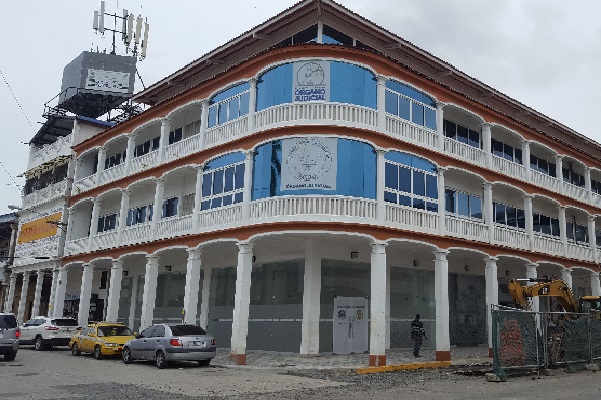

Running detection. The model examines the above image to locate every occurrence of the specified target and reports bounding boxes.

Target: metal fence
[492,307,601,380]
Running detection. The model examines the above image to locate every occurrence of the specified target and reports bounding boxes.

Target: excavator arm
[508,278,579,313]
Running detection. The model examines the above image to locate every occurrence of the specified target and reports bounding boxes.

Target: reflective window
[168,127,183,145]
[385,80,436,130]
[445,189,482,220]
[566,220,588,244]
[592,179,601,194]
[127,204,153,226]
[201,152,245,210]
[444,120,480,149]
[134,137,160,158]
[208,83,250,128]
[530,155,556,177]
[252,138,376,199]
[322,25,353,46]
[162,197,179,218]
[562,164,585,187]
[105,150,126,169]
[532,212,560,237]
[493,202,525,229]
[97,213,118,233]
[491,139,522,164]
[275,24,318,47]
[384,152,438,212]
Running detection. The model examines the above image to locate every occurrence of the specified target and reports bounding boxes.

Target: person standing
[411,313,427,357]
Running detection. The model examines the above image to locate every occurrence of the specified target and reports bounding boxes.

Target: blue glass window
[322,25,353,46]
[443,120,481,149]
[494,202,525,229]
[162,197,179,218]
[208,83,250,128]
[384,152,438,212]
[562,164,585,187]
[385,80,436,130]
[530,155,556,177]
[97,213,117,233]
[445,189,482,220]
[252,138,376,199]
[126,205,152,226]
[201,152,245,210]
[168,127,183,145]
[491,139,522,164]
[532,212,560,237]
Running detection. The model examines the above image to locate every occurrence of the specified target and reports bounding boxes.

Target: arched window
[208,83,250,128]
[385,80,436,130]
[201,152,245,210]
[384,152,438,212]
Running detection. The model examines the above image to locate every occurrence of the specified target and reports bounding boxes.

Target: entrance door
[332,296,368,354]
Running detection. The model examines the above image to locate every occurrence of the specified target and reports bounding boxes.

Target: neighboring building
[12,0,601,366]
[0,213,18,311]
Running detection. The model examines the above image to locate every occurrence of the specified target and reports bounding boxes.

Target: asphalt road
[2,345,601,399]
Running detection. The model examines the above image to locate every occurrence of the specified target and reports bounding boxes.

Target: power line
[0,159,20,190]
[0,67,36,134]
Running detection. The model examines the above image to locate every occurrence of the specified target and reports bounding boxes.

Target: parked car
[69,322,135,360]
[0,312,19,361]
[122,324,216,369]
[20,316,79,350]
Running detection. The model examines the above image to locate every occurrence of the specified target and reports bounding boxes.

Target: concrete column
[150,179,165,241]
[523,194,534,249]
[140,254,159,330]
[229,242,253,365]
[65,206,77,243]
[376,148,386,223]
[73,157,83,183]
[585,167,592,202]
[556,155,564,194]
[124,133,137,174]
[88,199,102,250]
[198,266,212,329]
[241,150,254,223]
[183,249,202,324]
[300,239,321,355]
[95,147,106,183]
[484,256,499,357]
[158,118,172,163]
[483,183,494,243]
[561,268,573,290]
[52,268,68,318]
[48,269,59,317]
[17,272,31,324]
[437,167,447,235]
[128,275,139,330]
[481,123,492,168]
[558,206,568,256]
[526,263,539,312]
[4,273,17,313]
[192,166,204,230]
[78,264,94,327]
[198,100,209,149]
[434,250,451,361]
[248,78,258,132]
[106,259,124,323]
[588,216,598,262]
[385,263,391,350]
[369,241,387,366]
[116,189,131,244]
[521,140,531,181]
[436,102,445,152]
[32,271,45,317]
[376,75,387,130]
[591,272,601,297]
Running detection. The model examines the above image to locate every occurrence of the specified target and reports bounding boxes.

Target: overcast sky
[1,0,600,214]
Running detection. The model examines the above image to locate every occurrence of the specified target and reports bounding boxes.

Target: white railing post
[376,148,386,223]
[483,183,494,243]
[248,78,258,133]
[242,150,254,223]
[588,215,597,261]
[436,102,445,152]
[158,118,171,163]
[481,123,492,168]
[376,75,387,132]
[192,165,204,231]
[558,205,568,257]
[438,167,447,235]
[150,178,165,241]
[521,140,531,182]
[523,194,534,250]
[87,199,101,251]
[125,133,137,175]
[116,189,131,245]
[199,100,209,150]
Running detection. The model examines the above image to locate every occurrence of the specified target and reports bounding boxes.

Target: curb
[355,361,452,374]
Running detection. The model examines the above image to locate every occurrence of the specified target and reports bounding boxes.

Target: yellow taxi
[69,322,135,360]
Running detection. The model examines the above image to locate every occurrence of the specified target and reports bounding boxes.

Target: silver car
[0,313,19,361]
[122,324,216,369]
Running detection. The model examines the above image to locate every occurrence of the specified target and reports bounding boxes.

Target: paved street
[1,346,601,399]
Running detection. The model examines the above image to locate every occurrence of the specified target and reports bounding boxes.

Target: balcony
[493,224,530,250]
[22,180,68,209]
[28,134,73,171]
[385,115,438,150]
[445,215,488,242]
[444,138,487,167]
[491,155,526,181]
[385,204,438,233]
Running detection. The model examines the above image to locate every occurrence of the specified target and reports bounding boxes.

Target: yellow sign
[17,213,62,243]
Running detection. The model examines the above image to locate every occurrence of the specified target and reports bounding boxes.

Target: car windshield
[52,318,78,327]
[97,325,133,337]
[0,314,17,329]
[170,325,207,336]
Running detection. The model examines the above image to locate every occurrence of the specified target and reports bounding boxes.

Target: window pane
[469,196,482,219]
[398,195,411,207]
[384,191,396,204]
[202,175,213,196]
[468,129,480,148]
[506,206,517,227]
[224,167,234,192]
[235,164,245,189]
[398,97,410,120]
[532,214,540,232]
[457,192,469,217]
[413,171,425,196]
[566,222,574,240]
[234,192,243,204]
[385,163,398,189]
[443,120,456,139]
[229,97,240,119]
[218,103,228,125]
[540,215,551,235]
[457,125,468,144]
[413,198,425,210]
[425,107,436,131]
[213,169,224,194]
[551,218,560,237]
[385,91,398,115]
[494,203,506,224]
[223,195,232,206]
[412,102,424,126]
[426,174,437,199]
[398,167,411,193]
[445,189,455,213]
[492,139,503,157]
[517,209,525,229]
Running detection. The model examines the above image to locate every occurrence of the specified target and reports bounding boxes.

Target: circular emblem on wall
[296,62,325,86]
[338,309,347,320]
[286,138,333,182]
[356,310,364,320]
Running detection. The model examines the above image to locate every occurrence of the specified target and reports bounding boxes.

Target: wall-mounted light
[351,251,359,259]
[252,256,256,263]
[464,265,470,272]
[123,270,129,277]
[505,270,511,277]
[165,265,172,272]
[413,260,419,267]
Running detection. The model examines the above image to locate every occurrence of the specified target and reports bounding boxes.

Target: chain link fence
[492,306,601,380]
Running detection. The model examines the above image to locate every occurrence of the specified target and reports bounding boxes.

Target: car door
[21,318,40,343]
[80,327,95,352]
[148,325,165,359]
[74,327,89,351]
[141,326,159,359]
[131,326,154,359]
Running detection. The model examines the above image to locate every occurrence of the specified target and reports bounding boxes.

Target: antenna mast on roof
[93,1,150,60]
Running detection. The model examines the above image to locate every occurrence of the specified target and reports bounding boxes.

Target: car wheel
[197,359,211,367]
[35,336,46,351]
[71,343,81,356]
[155,350,168,369]
[122,347,133,364]
[4,351,17,361]
[93,346,103,360]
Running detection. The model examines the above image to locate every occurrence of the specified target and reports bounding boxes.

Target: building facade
[14,0,601,366]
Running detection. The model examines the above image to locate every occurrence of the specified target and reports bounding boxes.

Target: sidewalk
[212,346,492,371]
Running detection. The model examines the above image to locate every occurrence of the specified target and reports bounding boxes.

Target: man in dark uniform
[410,314,427,357]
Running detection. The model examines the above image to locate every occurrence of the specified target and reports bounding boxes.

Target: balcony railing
[566,241,593,262]
[530,170,561,193]
[129,151,160,175]
[21,180,68,208]
[532,234,563,256]
[163,134,202,163]
[121,223,152,245]
[563,181,588,201]
[385,115,438,150]
[156,214,193,238]
[29,133,73,171]
[493,224,530,249]
[445,215,488,242]
[444,138,487,167]
[205,117,249,148]
[198,204,243,230]
[491,155,526,181]
[385,204,438,232]
[64,237,90,256]
[98,163,126,186]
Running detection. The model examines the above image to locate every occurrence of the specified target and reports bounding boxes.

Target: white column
[481,123,492,168]
[88,199,101,251]
[523,194,534,250]
[116,189,131,244]
[558,206,568,256]
[376,148,386,223]
[158,118,172,162]
[521,140,531,181]
[230,242,253,365]
[65,206,77,243]
[4,273,16,313]
[247,78,258,132]
[561,268,573,289]
[95,147,106,183]
[140,254,160,330]
[192,166,204,230]
[588,216,598,262]
[590,272,601,297]
[526,263,539,312]
[438,167,447,235]
[32,271,45,317]
[48,268,59,317]
[198,100,209,149]
[198,266,212,329]
[556,155,564,194]
[385,263,391,350]
[128,275,139,330]
[483,183,494,243]
[484,256,499,354]
[124,133,137,174]
[17,272,30,324]
[300,239,321,355]
[150,179,165,241]
[73,158,83,184]
[183,249,202,324]
[436,102,445,152]
[585,167,592,202]
[376,75,387,130]
[106,259,124,322]
[78,264,94,327]
[370,241,387,366]
[434,250,451,361]
[53,268,68,318]
[241,150,254,223]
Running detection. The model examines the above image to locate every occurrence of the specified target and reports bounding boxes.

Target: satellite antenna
[92,1,150,60]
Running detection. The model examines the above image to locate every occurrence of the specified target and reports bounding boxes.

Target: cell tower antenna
[92,1,150,60]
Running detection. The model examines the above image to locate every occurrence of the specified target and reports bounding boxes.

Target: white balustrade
[532,234,563,256]
[52,180,67,198]
[22,192,37,208]
[443,138,487,166]
[385,115,438,150]
[530,170,561,193]
[163,134,202,163]
[198,204,243,229]
[445,215,488,241]
[91,230,118,250]
[156,214,193,237]
[493,225,530,249]
[592,192,601,208]
[562,182,588,201]
[73,175,96,195]
[491,155,526,180]
[566,242,593,262]
[129,151,159,175]
[251,196,377,221]
[205,117,249,148]
[64,237,90,255]
[121,223,152,245]
[28,134,73,170]
[385,204,438,232]
[98,163,126,185]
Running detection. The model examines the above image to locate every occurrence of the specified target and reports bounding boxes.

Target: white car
[20,316,80,350]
